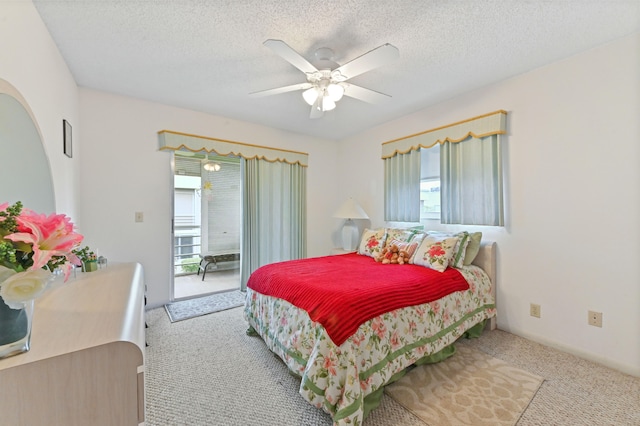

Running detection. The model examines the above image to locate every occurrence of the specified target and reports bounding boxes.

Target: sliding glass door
[172,153,241,300]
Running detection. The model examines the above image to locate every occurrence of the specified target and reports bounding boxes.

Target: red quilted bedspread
[247,253,469,346]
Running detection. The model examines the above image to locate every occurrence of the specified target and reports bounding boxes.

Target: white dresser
[0,262,146,425]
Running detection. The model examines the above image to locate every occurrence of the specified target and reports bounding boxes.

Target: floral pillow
[357,228,387,258]
[426,231,472,268]
[413,235,460,272]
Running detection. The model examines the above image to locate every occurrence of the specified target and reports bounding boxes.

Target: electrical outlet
[135,212,144,223]
[530,303,541,318]
[588,310,603,327]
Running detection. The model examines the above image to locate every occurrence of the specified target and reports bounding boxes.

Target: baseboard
[497,326,640,378]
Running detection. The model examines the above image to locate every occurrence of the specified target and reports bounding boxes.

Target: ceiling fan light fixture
[255,39,399,118]
[302,87,319,106]
[327,83,344,102]
[204,161,221,172]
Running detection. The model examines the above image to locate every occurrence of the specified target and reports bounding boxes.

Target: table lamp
[333,198,369,251]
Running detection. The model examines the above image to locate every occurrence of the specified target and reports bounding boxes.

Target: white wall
[78,89,341,307]
[0,0,81,218]
[338,33,640,376]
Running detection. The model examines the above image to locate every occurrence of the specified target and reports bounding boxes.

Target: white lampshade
[321,96,336,111]
[203,162,221,172]
[333,198,369,219]
[327,83,344,101]
[303,85,343,111]
[302,88,319,106]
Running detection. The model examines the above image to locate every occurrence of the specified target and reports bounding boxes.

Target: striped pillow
[386,238,420,263]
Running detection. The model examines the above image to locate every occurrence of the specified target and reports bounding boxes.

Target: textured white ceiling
[33,0,640,140]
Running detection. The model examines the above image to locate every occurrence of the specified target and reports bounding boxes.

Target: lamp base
[341,219,359,252]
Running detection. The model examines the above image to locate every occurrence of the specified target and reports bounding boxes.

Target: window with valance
[381,110,507,226]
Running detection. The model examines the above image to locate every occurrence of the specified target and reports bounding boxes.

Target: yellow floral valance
[381,110,507,159]
[158,130,308,167]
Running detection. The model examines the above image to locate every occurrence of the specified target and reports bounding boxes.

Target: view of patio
[173,268,240,300]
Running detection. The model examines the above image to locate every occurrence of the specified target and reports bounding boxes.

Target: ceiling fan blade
[264,39,318,74]
[343,84,392,104]
[309,97,324,119]
[249,82,312,98]
[333,43,399,80]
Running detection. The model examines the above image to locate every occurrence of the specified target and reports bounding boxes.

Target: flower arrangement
[73,246,96,263]
[72,245,98,272]
[0,201,83,309]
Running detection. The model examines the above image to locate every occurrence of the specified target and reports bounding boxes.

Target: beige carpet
[386,345,543,426]
[144,307,640,426]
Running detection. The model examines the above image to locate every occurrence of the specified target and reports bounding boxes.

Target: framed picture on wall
[63,119,72,158]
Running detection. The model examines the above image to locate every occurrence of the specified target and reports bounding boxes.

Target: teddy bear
[375,244,410,265]
[397,250,410,264]
[375,244,409,265]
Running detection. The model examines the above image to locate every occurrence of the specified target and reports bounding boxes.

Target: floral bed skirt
[244,264,496,426]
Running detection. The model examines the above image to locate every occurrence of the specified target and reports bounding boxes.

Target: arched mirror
[0,80,55,213]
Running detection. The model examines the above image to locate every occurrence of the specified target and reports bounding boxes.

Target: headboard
[471,241,497,330]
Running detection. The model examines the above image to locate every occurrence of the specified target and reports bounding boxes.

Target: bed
[244,234,496,426]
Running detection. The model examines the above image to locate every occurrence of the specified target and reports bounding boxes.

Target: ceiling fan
[250,39,399,119]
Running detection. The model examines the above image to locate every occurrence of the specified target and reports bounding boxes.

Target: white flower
[0,268,52,309]
[0,265,16,284]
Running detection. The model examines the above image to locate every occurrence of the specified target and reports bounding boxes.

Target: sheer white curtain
[384,149,421,221]
[440,134,503,226]
[240,158,307,290]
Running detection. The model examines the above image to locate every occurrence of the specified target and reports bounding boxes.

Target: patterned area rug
[164,290,246,322]
[385,345,544,426]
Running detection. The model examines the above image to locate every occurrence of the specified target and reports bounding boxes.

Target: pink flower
[360,376,372,391]
[366,236,379,249]
[323,352,337,376]
[5,209,83,277]
[390,330,401,350]
[352,333,365,346]
[371,317,387,339]
[428,243,446,258]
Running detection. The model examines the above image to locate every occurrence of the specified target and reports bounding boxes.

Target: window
[420,178,440,220]
[419,144,440,221]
